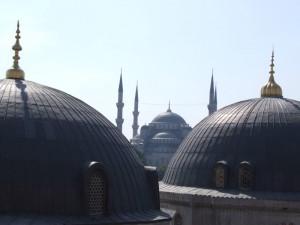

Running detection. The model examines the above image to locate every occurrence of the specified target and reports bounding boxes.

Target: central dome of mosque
[152,108,186,124]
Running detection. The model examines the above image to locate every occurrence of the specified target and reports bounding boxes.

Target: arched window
[213,161,228,189]
[238,161,253,190]
[173,213,183,225]
[88,170,106,216]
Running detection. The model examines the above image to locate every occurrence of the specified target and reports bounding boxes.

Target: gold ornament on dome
[6,21,25,80]
[261,50,282,98]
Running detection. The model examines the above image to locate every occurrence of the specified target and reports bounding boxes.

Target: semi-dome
[152,107,186,124]
[0,22,170,224]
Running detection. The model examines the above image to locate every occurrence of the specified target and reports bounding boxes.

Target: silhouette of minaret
[214,84,217,107]
[132,83,139,138]
[207,70,217,115]
[116,69,124,132]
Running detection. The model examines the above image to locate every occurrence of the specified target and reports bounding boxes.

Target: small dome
[163,97,300,192]
[153,132,177,139]
[152,109,186,124]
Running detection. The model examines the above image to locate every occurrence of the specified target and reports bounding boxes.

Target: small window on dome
[213,161,228,189]
[238,162,253,190]
[173,213,183,225]
[88,170,106,216]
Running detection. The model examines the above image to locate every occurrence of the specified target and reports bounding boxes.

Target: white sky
[0,0,300,139]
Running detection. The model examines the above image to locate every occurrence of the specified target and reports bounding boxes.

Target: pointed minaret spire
[6,21,25,79]
[209,69,214,103]
[132,82,139,138]
[207,70,217,115]
[116,69,124,132]
[118,68,123,92]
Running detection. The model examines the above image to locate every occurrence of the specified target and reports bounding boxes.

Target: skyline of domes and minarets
[115,66,218,176]
[2,1,300,146]
[1,19,300,225]
[115,68,218,139]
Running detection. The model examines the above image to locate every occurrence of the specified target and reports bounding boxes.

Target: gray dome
[0,79,169,223]
[163,97,300,192]
[152,109,186,124]
[153,132,177,140]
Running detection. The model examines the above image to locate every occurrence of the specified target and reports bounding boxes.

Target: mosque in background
[160,52,300,225]
[0,22,171,225]
[115,71,218,174]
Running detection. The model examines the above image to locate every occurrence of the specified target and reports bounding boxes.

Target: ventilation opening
[238,162,253,190]
[88,171,106,216]
[213,161,227,189]
[215,165,225,188]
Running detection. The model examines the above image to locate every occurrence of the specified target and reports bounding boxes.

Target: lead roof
[0,78,169,223]
[163,97,300,192]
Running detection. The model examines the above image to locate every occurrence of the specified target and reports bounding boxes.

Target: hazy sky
[0,0,300,139]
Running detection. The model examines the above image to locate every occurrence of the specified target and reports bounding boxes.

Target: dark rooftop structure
[0,22,170,224]
[163,97,300,192]
[160,50,300,225]
[163,50,300,192]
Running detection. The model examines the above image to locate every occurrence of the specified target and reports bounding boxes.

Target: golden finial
[261,50,282,98]
[6,21,25,79]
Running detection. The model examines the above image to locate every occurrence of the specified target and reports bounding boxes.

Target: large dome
[163,97,300,192]
[0,78,169,223]
[152,109,186,124]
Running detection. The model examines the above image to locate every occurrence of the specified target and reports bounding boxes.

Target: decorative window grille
[239,162,252,189]
[174,213,183,225]
[213,161,227,189]
[215,165,225,188]
[88,171,106,216]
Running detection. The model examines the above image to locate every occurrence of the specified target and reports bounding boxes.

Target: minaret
[207,70,217,115]
[132,83,139,138]
[6,21,25,79]
[116,70,124,132]
[214,84,217,107]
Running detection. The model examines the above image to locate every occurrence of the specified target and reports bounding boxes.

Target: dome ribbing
[163,97,300,192]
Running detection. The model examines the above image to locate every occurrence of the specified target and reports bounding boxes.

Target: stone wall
[160,190,300,225]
